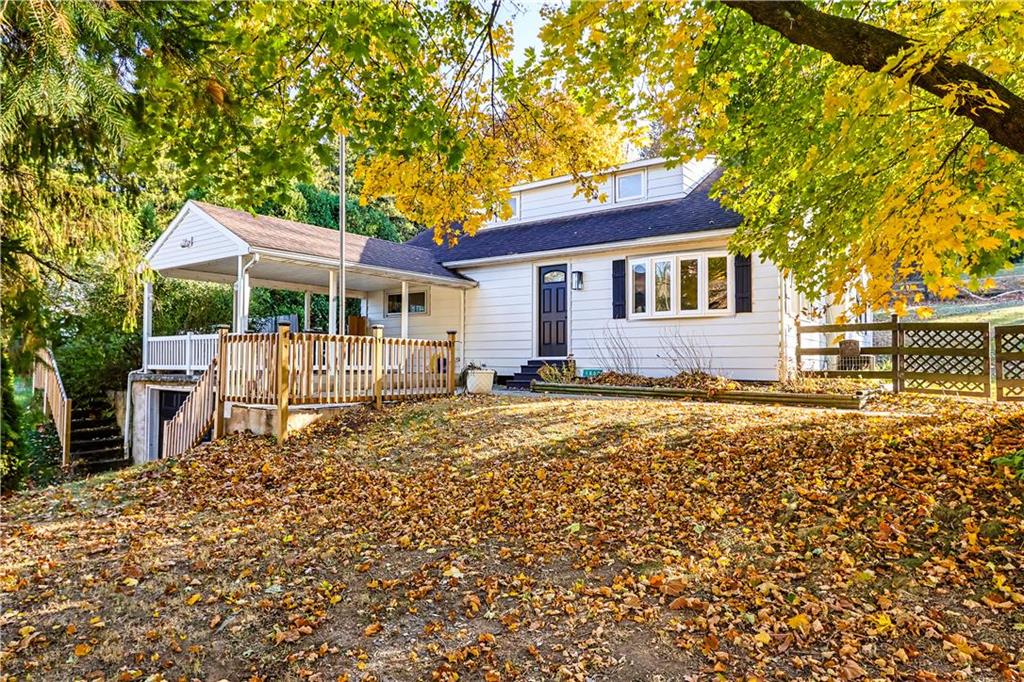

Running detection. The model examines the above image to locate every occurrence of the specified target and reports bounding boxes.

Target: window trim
[626,251,734,320]
[614,170,647,203]
[384,287,430,317]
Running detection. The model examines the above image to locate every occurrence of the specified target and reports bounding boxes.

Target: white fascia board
[139,200,251,272]
[251,248,478,289]
[440,228,737,268]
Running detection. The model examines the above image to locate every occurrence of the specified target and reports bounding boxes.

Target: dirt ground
[2,394,1023,681]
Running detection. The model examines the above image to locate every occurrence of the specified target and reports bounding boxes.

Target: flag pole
[338,134,346,335]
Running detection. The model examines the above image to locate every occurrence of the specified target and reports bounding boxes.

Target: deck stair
[507,359,568,390]
[69,397,128,472]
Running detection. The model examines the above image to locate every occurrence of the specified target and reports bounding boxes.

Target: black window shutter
[734,254,752,312]
[611,259,626,319]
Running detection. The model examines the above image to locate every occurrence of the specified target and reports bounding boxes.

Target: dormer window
[505,193,521,222]
[615,170,646,202]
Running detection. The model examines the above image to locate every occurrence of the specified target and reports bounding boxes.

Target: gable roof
[189,201,467,282]
[405,168,742,264]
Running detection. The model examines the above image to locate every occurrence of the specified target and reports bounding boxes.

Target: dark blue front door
[539,265,568,356]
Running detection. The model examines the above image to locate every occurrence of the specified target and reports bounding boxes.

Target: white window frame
[627,251,734,320]
[651,256,675,317]
[629,261,650,316]
[505,193,521,222]
[615,170,647,203]
[384,287,430,317]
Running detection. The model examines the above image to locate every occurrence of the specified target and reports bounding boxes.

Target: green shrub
[992,449,1024,480]
[1,352,26,493]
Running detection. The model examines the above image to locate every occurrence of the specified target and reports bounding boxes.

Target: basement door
[538,264,568,357]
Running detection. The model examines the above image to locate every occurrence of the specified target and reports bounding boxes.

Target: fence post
[982,323,992,400]
[214,325,229,439]
[275,322,291,443]
[794,319,802,375]
[446,330,457,394]
[891,314,901,394]
[372,325,384,409]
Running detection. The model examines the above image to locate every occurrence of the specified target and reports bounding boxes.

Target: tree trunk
[723,1,1024,155]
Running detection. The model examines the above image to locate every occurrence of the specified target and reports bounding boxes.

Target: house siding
[365,286,466,368]
[148,207,246,271]
[485,157,719,229]
[453,237,785,380]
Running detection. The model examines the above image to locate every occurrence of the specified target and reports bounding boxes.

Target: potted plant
[463,362,496,394]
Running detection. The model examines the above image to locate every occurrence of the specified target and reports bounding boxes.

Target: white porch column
[240,268,251,332]
[303,291,312,331]
[142,280,153,371]
[328,270,338,334]
[233,255,243,332]
[400,280,409,339]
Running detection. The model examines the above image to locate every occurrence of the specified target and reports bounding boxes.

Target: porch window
[628,251,733,319]
[385,288,428,316]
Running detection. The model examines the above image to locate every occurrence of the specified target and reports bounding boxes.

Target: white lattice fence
[995,325,1024,402]
[897,322,990,397]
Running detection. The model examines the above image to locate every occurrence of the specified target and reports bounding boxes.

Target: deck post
[276,322,291,443]
[142,280,153,371]
[446,331,457,394]
[303,291,312,331]
[372,325,384,409]
[214,325,229,439]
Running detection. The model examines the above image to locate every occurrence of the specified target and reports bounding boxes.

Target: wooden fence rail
[162,358,218,459]
[162,325,457,456]
[32,349,71,465]
[797,317,1000,399]
[995,324,1024,402]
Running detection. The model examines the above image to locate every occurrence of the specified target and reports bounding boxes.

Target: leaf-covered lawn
[2,396,1023,681]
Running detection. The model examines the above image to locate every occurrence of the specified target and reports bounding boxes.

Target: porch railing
[162,324,456,456]
[146,333,218,372]
[32,349,72,465]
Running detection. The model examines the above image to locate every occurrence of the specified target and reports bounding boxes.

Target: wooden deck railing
[162,325,457,456]
[32,349,71,465]
[162,358,218,459]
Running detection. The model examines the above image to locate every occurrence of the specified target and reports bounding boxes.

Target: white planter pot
[465,369,495,394]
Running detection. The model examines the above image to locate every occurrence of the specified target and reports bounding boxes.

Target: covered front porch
[141,200,475,373]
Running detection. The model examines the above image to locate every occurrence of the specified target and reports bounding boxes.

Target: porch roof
[144,201,474,293]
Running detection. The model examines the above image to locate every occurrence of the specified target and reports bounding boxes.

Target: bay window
[653,258,673,314]
[627,252,732,318]
[631,262,647,314]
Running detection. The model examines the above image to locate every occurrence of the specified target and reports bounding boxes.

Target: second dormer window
[505,194,520,222]
[615,171,645,202]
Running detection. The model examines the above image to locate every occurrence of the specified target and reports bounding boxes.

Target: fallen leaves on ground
[1,395,1022,680]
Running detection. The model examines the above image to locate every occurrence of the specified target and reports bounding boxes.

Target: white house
[130,157,804,461]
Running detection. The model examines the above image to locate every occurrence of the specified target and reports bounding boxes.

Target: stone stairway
[506,359,568,390]
[70,397,128,472]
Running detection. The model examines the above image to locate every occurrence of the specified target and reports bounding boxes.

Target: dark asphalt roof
[405,169,742,263]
